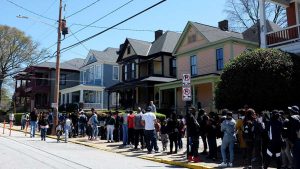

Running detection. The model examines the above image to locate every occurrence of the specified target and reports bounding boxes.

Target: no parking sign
[182,74,192,101]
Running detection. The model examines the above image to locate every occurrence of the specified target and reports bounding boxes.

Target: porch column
[192,85,196,107]
[174,88,177,111]
[116,92,119,110]
[211,82,216,112]
[159,90,161,109]
[259,0,267,48]
[107,92,110,111]
[80,90,83,103]
[68,92,72,103]
[60,93,63,105]
[64,93,68,104]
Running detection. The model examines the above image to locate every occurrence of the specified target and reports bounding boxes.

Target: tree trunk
[0,77,3,109]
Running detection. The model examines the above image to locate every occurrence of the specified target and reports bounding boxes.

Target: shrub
[215,49,297,111]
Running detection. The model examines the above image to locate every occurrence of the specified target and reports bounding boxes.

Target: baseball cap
[288,105,299,114]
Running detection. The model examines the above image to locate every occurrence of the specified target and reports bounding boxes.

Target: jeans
[65,129,69,143]
[122,124,128,145]
[221,138,235,163]
[134,129,144,149]
[281,140,293,168]
[92,125,98,139]
[107,125,114,141]
[201,134,208,152]
[30,121,36,137]
[207,136,217,158]
[41,128,47,140]
[144,130,158,152]
[79,123,86,136]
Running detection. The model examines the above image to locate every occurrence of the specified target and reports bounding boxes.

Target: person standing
[127,110,135,147]
[206,112,218,161]
[30,108,38,138]
[142,106,159,154]
[218,111,236,168]
[134,107,145,149]
[293,116,300,169]
[106,112,115,143]
[38,112,49,141]
[149,101,156,113]
[167,112,179,154]
[64,115,72,143]
[186,107,201,163]
[90,108,99,140]
[121,110,129,146]
[47,110,54,135]
[197,109,208,155]
[78,110,87,137]
[21,113,26,130]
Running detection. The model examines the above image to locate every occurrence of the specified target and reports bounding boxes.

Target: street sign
[182,74,191,86]
[182,74,192,101]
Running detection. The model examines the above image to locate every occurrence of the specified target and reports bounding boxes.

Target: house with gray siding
[60,48,119,110]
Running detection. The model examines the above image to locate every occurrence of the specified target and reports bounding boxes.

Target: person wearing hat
[218,110,236,168]
[141,106,159,154]
[186,106,201,163]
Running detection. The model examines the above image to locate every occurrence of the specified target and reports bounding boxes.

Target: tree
[215,49,299,111]
[225,0,287,32]
[0,25,49,105]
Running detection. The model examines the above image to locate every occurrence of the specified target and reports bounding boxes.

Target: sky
[0,0,227,63]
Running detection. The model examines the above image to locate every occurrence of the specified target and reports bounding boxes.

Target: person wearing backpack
[242,109,255,167]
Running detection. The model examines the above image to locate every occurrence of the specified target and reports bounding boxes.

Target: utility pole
[52,0,63,135]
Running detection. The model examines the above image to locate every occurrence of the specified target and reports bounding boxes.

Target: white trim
[101,91,104,109]
[260,0,267,48]
[60,84,105,94]
[112,66,119,80]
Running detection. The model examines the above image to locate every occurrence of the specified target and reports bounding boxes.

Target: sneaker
[218,162,227,167]
[147,151,152,154]
[154,150,160,153]
[228,162,233,167]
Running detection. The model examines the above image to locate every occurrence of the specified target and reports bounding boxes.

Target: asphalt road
[0,130,185,169]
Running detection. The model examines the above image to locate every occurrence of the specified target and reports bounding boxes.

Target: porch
[155,73,220,115]
[60,84,105,110]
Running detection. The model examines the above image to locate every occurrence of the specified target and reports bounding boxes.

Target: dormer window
[127,46,131,54]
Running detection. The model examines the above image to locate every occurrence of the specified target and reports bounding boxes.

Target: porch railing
[83,103,103,110]
[267,24,300,47]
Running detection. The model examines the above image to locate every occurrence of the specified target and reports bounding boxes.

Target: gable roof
[148,31,181,55]
[34,61,80,71]
[127,38,152,56]
[191,21,244,42]
[242,20,282,43]
[83,48,118,67]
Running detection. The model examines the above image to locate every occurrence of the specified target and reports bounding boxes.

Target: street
[0,130,185,169]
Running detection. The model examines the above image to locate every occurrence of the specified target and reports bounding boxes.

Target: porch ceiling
[155,73,220,90]
[269,0,292,7]
[60,84,105,94]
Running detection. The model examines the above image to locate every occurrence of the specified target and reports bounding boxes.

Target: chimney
[117,43,124,55]
[155,30,163,40]
[218,20,229,31]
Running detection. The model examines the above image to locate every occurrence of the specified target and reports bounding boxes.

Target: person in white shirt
[142,106,159,154]
[64,115,72,143]
[149,101,157,113]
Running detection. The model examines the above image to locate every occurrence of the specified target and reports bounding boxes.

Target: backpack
[243,120,254,141]
[79,115,86,123]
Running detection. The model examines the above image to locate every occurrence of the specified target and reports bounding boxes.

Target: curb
[2,126,213,169]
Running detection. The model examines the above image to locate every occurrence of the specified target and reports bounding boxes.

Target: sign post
[182,74,192,160]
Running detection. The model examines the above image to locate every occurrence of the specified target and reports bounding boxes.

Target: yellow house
[155,20,259,113]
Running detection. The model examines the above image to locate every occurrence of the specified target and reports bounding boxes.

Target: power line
[44,0,134,52]
[72,24,182,33]
[60,0,167,53]
[65,0,102,19]
[66,0,134,40]
[68,29,90,52]
[7,0,56,21]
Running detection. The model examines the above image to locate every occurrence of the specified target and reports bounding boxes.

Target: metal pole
[52,0,62,135]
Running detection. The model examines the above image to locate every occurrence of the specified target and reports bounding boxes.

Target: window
[124,65,128,81]
[111,92,118,105]
[216,48,224,71]
[89,66,94,82]
[95,65,102,79]
[60,74,66,85]
[190,55,197,76]
[131,63,135,79]
[127,46,131,54]
[113,66,119,80]
[188,34,196,43]
[170,58,176,77]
